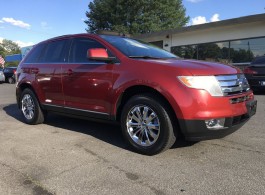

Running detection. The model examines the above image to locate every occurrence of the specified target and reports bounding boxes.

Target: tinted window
[24,44,45,63]
[39,39,68,63]
[69,38,106,63]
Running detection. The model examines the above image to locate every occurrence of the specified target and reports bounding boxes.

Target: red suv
[16,34,257,155]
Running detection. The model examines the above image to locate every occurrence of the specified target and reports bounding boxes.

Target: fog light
[205,118,226,130]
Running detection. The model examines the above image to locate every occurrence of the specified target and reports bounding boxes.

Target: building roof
[134,13,265,39]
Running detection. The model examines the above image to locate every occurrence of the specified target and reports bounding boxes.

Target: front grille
[230,95,251,104]
[216,74,250,96]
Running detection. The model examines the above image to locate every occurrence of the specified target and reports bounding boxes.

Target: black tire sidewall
[121,95,175,155]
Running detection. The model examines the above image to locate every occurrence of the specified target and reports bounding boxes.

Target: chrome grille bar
[216,74,250,96]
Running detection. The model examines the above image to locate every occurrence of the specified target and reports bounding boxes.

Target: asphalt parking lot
[0,83,264,195]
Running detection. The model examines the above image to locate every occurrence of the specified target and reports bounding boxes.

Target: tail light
[13,69,16,74]
[243,67,257,74]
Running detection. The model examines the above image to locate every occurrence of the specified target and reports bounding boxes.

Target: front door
[61,37,114,119]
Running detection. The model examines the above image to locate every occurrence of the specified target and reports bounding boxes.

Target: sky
[0,0,264,48]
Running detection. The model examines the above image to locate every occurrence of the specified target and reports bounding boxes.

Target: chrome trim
[42,103,109,115]
[64,106,109,115]
[21,94,35,120]
[216,74,250,96]
[23,62,120,65]
[126,105,160,147]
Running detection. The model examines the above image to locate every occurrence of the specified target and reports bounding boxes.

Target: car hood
[144,59,241,76]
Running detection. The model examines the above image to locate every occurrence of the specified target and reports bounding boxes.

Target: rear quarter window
[24,44,46,63]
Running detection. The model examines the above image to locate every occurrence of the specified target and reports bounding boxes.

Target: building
[134,13,265,68]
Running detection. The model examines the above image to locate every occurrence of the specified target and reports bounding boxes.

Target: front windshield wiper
[128,56,175,59]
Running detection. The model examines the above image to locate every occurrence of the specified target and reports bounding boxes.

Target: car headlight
[178,76,223,96]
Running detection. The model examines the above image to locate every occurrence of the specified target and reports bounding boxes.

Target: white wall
[171,21,265,47]
[139,20,265,52]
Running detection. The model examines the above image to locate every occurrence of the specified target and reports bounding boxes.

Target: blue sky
[0,0,264,47]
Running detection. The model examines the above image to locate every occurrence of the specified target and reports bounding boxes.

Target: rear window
[39,39,68,63]
[24,44,46,63]
[24,39,68,63]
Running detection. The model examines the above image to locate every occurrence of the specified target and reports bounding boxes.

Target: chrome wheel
[126,105,160,146]
[21,94,35,120]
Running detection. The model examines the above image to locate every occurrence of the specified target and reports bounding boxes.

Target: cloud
[191,16,207,25]
[191,13,221,25]
[15,40,34,47]
[1,17,31,29]
[210,14,220,22]
[0,37,3,43]
[41,21,52,30]
[186,0,204,3]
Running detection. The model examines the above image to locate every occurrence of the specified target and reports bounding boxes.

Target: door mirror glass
[87,48,115,62]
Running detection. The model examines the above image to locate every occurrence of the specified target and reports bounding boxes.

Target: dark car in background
[3,67,17,84]
[244,56,265,91]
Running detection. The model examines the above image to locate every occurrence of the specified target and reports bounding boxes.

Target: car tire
[20,88,45,125]
[121,94,176,155]
[8,77,15,84]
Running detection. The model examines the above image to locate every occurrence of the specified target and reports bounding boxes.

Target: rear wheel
[121,94,176,155]
[8,77,15,84]
[20,88,45,124]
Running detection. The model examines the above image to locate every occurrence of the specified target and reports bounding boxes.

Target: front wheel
[20,88,45,125]
[121,94,176,155]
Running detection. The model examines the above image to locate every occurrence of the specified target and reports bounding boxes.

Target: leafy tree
[0,39,21,67]
[85,0,189,34]
[0,39,20,56]
[230,48,254,63]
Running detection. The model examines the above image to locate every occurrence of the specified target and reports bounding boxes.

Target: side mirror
[87,48,116,63]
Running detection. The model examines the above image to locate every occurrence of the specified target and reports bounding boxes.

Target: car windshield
[100,35,178,59]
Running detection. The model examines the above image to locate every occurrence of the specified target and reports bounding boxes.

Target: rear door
[35,39,70,106]
[61,37,115,119]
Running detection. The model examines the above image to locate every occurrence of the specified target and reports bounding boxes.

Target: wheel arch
[17,83,39,109]
[115,85,181,127]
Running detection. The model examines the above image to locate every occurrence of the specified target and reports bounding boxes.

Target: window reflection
[171,37,265,65]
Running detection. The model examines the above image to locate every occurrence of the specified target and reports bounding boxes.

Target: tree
[0,39,21,67]
[85,0,189,34]
[0,39,20,56]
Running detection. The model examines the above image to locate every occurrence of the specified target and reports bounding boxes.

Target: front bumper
[179,99,257,141]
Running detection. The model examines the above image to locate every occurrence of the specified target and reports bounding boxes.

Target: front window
[100,35,178,59]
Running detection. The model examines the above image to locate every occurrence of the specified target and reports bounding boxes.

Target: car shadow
[3,104,196,153]
[253,91,265,95]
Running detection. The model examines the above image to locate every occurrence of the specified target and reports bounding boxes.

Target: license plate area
[246,100,257,117]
